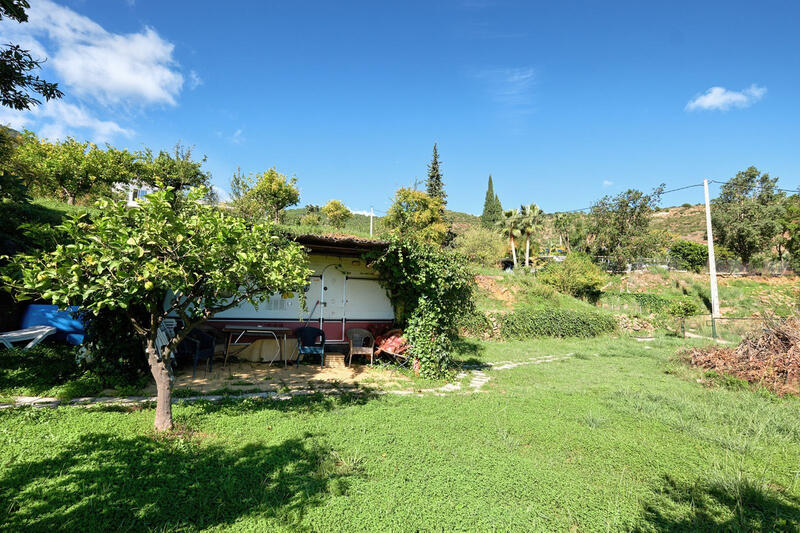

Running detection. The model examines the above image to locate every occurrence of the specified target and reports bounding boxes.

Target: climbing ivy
[367,237,474,377]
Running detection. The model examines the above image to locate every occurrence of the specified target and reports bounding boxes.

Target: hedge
[498,308,617,339]
[611,292,672,313]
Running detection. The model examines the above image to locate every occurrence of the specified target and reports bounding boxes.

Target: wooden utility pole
[703,179,721,337]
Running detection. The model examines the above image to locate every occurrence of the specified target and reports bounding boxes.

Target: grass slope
[1,336,798,531]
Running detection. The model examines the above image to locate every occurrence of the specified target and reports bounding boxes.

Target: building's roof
[291,233,389,256]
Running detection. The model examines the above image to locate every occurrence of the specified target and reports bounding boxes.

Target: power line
[363,177,797,219]
[556,181,705,215]
[661,183,705,194]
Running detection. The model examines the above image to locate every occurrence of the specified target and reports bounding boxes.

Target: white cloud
[0,108,31,131]
[35,101,133,142]
[0,0,185,141]
[475,67,536,109]
[602,180,613,187]
[230,129,243,144]
[16,0,184,106]
[211,185,231,203]
[0,101,131,142]
[189,70,203,90]
[685,84,766,111]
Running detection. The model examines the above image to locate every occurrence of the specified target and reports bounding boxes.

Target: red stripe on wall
[205,319,394,342]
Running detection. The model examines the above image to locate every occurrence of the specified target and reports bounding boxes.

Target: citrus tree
[230,167,300,222]
[4,187,311,430]
[322,199,352,229]
[13,132,140,204]
[384,187,448,244]
[138,143,212,194]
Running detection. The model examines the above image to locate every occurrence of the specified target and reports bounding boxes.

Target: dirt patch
[159,361,411,395]
[688,318,800,395]
[474,275,516,307]
[718,275,798,286]
[619,271,690,293]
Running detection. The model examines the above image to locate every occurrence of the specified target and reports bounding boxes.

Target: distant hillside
[446,210,481,232]
[651,204,706,243]
[282,208,386,238]
[282,204,707,243]
[282,207,482,238]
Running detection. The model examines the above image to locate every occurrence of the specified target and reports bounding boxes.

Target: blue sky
[1,0,798,214]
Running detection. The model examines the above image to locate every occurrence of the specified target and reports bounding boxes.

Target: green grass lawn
[1,335,798,531]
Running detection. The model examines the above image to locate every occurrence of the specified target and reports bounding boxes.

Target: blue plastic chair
[20,304,85,345]
[177,329,216,377]
[296,327,325,367]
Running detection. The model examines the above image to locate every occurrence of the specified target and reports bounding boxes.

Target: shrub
[0,343,81,395]
[79,308,148,380]
[668,297,699,318]
[615,292,672,313]
[539,253,607,302]
[49,372,104,400]
[499,308,617,339]
[668,297,700,338]
[457,310,495,338]
[670,240,708,273]
[300,213,321,226]
[450,226,506,267]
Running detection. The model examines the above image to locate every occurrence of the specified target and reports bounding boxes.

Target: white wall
[212,254,394,321]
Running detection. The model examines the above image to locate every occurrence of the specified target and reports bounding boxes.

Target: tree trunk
[510,237,518,268]
[525,238,530,268]
[63,187,76,205]
[147,338,174,431]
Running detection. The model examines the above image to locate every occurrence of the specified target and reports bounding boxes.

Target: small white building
[203,234,395,362]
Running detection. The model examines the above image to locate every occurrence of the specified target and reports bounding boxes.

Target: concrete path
[0,353,576,409]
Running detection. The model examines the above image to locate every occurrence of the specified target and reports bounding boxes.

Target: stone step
[324,353,347,368]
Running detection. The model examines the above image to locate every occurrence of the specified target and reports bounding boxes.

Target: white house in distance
[203,234,395,362]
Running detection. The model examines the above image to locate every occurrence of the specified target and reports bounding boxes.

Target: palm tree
[518,204,544,268]
[496,209,521,268]
[553,213,570,253]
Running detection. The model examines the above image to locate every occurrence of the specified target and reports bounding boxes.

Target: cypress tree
[481,174,503,227]
[425,143,446,207]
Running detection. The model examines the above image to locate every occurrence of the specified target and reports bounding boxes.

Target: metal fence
[591,256,794,276]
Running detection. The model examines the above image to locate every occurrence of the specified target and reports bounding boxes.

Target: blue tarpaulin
[20,304,85,345]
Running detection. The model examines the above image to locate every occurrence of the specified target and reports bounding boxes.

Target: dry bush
[688,318,800,395]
